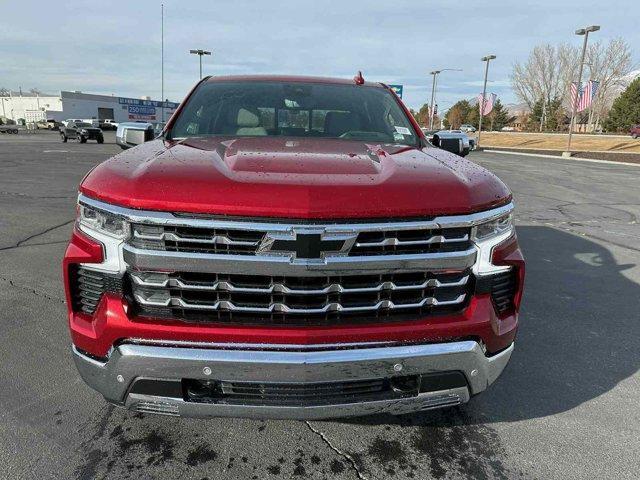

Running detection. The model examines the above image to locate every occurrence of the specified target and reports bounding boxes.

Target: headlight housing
[471,211,515,275]
[472,213,513,242]
[78,204,129,239]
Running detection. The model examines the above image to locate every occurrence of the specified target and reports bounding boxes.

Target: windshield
[169,81,418,146]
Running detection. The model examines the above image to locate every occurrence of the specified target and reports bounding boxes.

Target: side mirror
[431,131,470,157]
[116,122,155,149]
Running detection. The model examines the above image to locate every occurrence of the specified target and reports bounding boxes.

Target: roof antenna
[353,71,365,85]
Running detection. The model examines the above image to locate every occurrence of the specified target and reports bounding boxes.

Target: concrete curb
[482,149,640,168]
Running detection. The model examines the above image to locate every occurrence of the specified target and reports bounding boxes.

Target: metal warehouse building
[0,90,179,124]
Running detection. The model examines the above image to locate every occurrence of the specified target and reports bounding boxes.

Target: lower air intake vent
[71,267,124,315]
[490,270,518,314]
[134,401,180,416]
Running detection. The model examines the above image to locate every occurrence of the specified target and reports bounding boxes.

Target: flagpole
[477,55,496,150]
[564,25,599,157]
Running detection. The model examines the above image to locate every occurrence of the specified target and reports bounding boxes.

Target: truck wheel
[97,136,104,144]
[12,129,19,134]
[61,133,67,142]
[633,134,638,139]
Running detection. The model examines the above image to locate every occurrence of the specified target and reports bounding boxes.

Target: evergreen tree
[444,100,473,129]
[527,98,563,131]
[486,100,514,131]
[604,78,640,132]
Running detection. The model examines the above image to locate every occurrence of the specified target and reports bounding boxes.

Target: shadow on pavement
[345,225,640,426]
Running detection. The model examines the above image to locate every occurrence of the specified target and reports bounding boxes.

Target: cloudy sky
[1,0,638,110]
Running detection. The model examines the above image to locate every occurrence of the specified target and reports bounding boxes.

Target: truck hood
[80,137,511,218]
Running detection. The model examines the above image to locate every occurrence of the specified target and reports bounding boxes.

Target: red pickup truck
[63,75,524,419]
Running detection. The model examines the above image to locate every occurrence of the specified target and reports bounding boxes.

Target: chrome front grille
[130,270,472,325]
[350,227,470,256]
[77,194,516,326]
[128,222,472,257]
[130,224,263,255]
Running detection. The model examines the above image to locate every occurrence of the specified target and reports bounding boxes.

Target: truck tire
[633,134,638,139]
[61,133,67,142]
[12,129,18,134]
[97,136,104,144]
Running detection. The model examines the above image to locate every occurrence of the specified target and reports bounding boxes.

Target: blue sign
[128,105,156,116]
[119,96,179,109]
[388,84,403,98]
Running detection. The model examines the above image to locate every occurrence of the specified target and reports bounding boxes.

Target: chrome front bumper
[73,341,513,419]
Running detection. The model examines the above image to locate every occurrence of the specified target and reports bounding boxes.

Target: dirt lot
[480,131,640,154]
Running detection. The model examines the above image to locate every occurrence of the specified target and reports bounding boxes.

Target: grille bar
[133,228,260,247]
[130,271,469,294]
[355,233,469,248]
[133,292,467,314]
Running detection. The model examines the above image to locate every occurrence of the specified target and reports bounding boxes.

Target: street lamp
[477,55,496,149]
[429,68,462,130]
[189,49,212,79]
[563,25,600,157]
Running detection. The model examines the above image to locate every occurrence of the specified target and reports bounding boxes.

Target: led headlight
[472,212,513,242]
[79,204,129,239]
[471,211,514,275]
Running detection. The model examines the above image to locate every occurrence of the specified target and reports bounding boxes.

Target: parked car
[0,125,19,134]
[62,118,84,127]
[60,121,104,143]
[459,124,476,133]
[100,119,118,130]
[631,124,640,139]
[47,119,62,130]
[64,74,524,419]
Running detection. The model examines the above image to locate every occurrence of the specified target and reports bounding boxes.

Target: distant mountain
[505,102,530,116]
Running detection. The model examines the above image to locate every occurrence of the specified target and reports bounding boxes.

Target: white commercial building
[0,91,179,124]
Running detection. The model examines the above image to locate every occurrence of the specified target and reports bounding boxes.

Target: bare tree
[584,38,634,131]
[512,39,634,132]
[511,43,579,128]
[29,88,42,96]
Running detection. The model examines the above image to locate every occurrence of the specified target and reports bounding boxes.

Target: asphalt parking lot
[1,130,638,479]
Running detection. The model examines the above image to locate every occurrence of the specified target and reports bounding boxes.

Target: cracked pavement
[1,131,638,479]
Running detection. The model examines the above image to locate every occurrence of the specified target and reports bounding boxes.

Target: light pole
[477,55,496,149]
[428,69,462,130]
[563,25,599,157]
[189,49,211,80]
[428,70,440,130]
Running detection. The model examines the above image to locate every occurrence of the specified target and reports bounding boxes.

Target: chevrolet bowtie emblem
[257,231,357,260]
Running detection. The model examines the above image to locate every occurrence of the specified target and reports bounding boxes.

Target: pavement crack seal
[0,219,74,252]
[304,421,368,480]
[0,276,65,304]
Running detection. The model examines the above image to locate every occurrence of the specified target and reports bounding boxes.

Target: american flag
[570,80,599,112]
[477,93,497,115]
